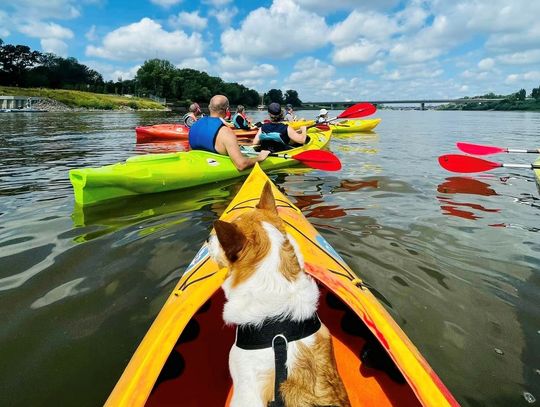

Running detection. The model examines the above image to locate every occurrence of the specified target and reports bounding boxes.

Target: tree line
[0,38,302,108]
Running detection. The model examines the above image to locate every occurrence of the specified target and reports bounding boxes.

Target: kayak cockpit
[145,286,421,407]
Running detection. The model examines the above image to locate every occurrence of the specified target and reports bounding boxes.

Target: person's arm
[184,115,195,128]
[251,128,262,145]
[287,125,307,144]
[218,127,269,171]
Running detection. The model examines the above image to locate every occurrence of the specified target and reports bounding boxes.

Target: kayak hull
[70,129,331,206]
[136,124,258,143]
[535,157,540,192]
[331,118,382,133]
[105,164,458,407]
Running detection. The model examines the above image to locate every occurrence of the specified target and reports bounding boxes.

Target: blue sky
[1,0,539,101]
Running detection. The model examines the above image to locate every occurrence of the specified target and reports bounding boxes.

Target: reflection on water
[0,110,539,407]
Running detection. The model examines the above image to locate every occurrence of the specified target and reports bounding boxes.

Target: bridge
[302,98,507,110]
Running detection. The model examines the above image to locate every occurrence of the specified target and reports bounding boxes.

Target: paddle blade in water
[291,150,342,171]
[338,103,376,119]
[438,154,502,173]
[456,142,506,155]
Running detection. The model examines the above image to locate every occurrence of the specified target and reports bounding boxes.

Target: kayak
[285,119,315,129]
[331,118,382,133]
[535,156,540,188]
[105,163,458,407]
[69,128,331,206]
[136,124,259,143]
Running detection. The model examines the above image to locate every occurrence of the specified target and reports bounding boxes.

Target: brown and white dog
[209,181,350,407]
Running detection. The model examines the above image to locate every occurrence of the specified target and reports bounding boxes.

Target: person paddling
[252,103,307,153]
[316,108,329,124]
[189,95,270,171]
[232,105,252,130]
[183,103,202,128]
[284,103,298,121]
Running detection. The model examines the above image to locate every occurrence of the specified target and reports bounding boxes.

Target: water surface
[0,109,539,406]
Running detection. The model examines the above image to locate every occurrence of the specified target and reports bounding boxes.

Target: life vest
[232,113,249,129]
[188,117,224,154]
[259,122,290,152]
[183,112,197,128]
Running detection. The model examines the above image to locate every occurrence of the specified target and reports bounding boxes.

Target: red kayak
[136,124,259,143]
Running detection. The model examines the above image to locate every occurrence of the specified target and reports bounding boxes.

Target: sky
[1,0,540,102]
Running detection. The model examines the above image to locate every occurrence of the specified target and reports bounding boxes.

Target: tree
[516,88,526,101]
[284,89,302,107]
[531,86,540,100]
[0,43,42,86]
[264,88,284,104]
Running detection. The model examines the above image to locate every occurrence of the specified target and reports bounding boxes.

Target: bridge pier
[421,102,425,110]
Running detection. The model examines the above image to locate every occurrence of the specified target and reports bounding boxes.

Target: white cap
[319,108,328,115]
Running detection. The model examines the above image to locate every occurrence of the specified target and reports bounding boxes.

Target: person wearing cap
[252,102,307,153]
[284,104,298,122]
[189,95,270,171]
[316,108,329,124]
[232,105,252,130]
[183,102,202,128]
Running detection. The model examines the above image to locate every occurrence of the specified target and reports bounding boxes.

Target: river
[0,109,539,406]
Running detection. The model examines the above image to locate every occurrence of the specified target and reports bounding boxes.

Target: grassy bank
[439,98,540,111]
[0,86,166,110]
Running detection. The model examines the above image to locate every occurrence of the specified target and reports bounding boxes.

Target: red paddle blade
[438,154,502,173]
[337,103,376,119]
[291,150,342,171]
[456,142,506,156]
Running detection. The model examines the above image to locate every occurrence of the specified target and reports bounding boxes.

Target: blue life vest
[189,117,223,153]
[259,122,290,152]
[232,113,249,129]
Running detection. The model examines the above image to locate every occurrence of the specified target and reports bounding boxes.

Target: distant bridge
[302,98,507,110]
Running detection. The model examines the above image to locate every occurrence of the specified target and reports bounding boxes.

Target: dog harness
[235,314,321,407]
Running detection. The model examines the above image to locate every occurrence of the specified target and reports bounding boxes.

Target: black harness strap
[235,314,321,406]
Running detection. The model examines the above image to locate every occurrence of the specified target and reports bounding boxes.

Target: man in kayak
[232,105,252,130]
[316,108,329,124]
[252,103,307,153]
[284,103,297,121]
[189,95,270,171]
[182,103,202,128]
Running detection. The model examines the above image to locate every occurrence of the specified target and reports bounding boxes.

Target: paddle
[438,154,539,173]
[269,150,341,171]
[457,142,540,155]
[311,102,376,128]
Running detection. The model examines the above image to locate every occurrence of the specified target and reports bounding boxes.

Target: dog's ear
[213,220,246,263]
[256,181,277,214]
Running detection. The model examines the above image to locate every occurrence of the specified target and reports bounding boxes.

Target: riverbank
[439,98,540,111]
[0,86,167,111]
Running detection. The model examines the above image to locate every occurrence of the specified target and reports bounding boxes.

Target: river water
[0,109,539,406]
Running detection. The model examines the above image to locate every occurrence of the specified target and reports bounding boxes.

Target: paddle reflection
[436,176,501,221]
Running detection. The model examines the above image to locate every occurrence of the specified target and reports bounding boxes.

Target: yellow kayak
[105,163,458,407]
[535,157,540,187]
[331,118,382,133]
[285,119,315,129]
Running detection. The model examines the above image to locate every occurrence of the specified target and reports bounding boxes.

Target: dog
[209,181,351,407]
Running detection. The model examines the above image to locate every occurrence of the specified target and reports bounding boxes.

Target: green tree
[0,42,42,86]
[531,86,540,100]
[516,88,526,101]
[284,89,302,107]
[264,88,284,104]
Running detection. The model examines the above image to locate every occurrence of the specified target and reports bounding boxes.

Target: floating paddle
[457,142,540,156]
[438,154,539,173]
[270,150,341,171]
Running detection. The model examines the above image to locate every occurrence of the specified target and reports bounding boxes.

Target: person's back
[183,103,202,128]
[253,103,307,153]
[188,95,269,171]
[232,105,251,130]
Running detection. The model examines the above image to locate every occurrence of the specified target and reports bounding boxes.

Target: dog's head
[208,181,304,288]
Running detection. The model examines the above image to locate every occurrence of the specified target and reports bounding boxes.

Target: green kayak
[70,128,331,206]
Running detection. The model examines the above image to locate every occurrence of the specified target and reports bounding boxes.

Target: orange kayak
[136,124,259,143]
[105,164,459,407]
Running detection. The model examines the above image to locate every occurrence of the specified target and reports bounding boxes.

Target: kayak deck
[136,123,259,143]
[105,164,458,407]
[331,118,382,133]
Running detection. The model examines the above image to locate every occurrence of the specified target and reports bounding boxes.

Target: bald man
[189,95,269,171]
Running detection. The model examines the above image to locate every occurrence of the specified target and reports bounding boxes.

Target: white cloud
[86,18,204,63]
[497,50,540,65]
[209,7,238,27]
[203,0,232,6]
[150,0,182,8]
[85,25,98,42]
[330,10,399,46]
[382,65,443,81]
[332,41,380,65]
[10,0,81,19]
[215,55,278,89]
[83,60,141,81]
[169,11,207,31]
[294,0,400,13]
[505,71,540,85]
[18,21,73,40]
[176,57,211,71]
[478,58,495,71]
[0,11,10,37]
[41,38,69,57]
[221,0,329,58]
[368,60,386,74]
